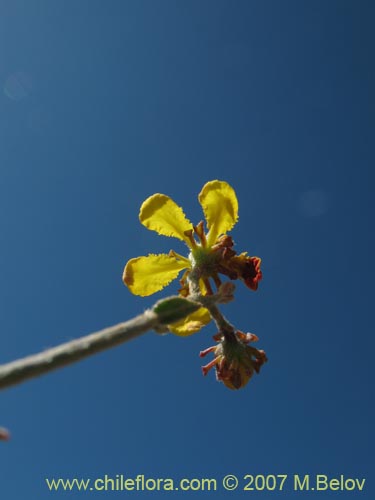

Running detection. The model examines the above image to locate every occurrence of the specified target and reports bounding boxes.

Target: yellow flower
[123,180,261,336]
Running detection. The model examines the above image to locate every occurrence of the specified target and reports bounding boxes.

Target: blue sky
[0,1,374,498]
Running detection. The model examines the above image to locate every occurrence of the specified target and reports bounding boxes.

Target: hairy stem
[188,270,236,341]
[0,297,195,391]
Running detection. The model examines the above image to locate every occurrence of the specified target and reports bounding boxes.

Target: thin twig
[0,298,193,391]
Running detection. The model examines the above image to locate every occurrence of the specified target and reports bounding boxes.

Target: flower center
[189,246,219,277]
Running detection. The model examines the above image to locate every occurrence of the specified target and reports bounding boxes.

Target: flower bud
[200,330,267,390]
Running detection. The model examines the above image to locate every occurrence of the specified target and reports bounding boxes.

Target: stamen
[199,346,216,358]
[193,221,207,247]
[169,249,188,261]
[184,229,197,248]
[236,331,258,343]
[245,333,259,343]
[201,357,220,376]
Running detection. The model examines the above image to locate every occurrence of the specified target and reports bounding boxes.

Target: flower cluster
[200,332,267,390]
[123,180,266,389]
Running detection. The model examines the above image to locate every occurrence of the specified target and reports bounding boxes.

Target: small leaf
[153,297,200,325]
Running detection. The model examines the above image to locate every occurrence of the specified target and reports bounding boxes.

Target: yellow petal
[139,194,193,244]
[195,278,209,296]
[168,307,211,337]
[198,180,239,246]
[123,254,188,297]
